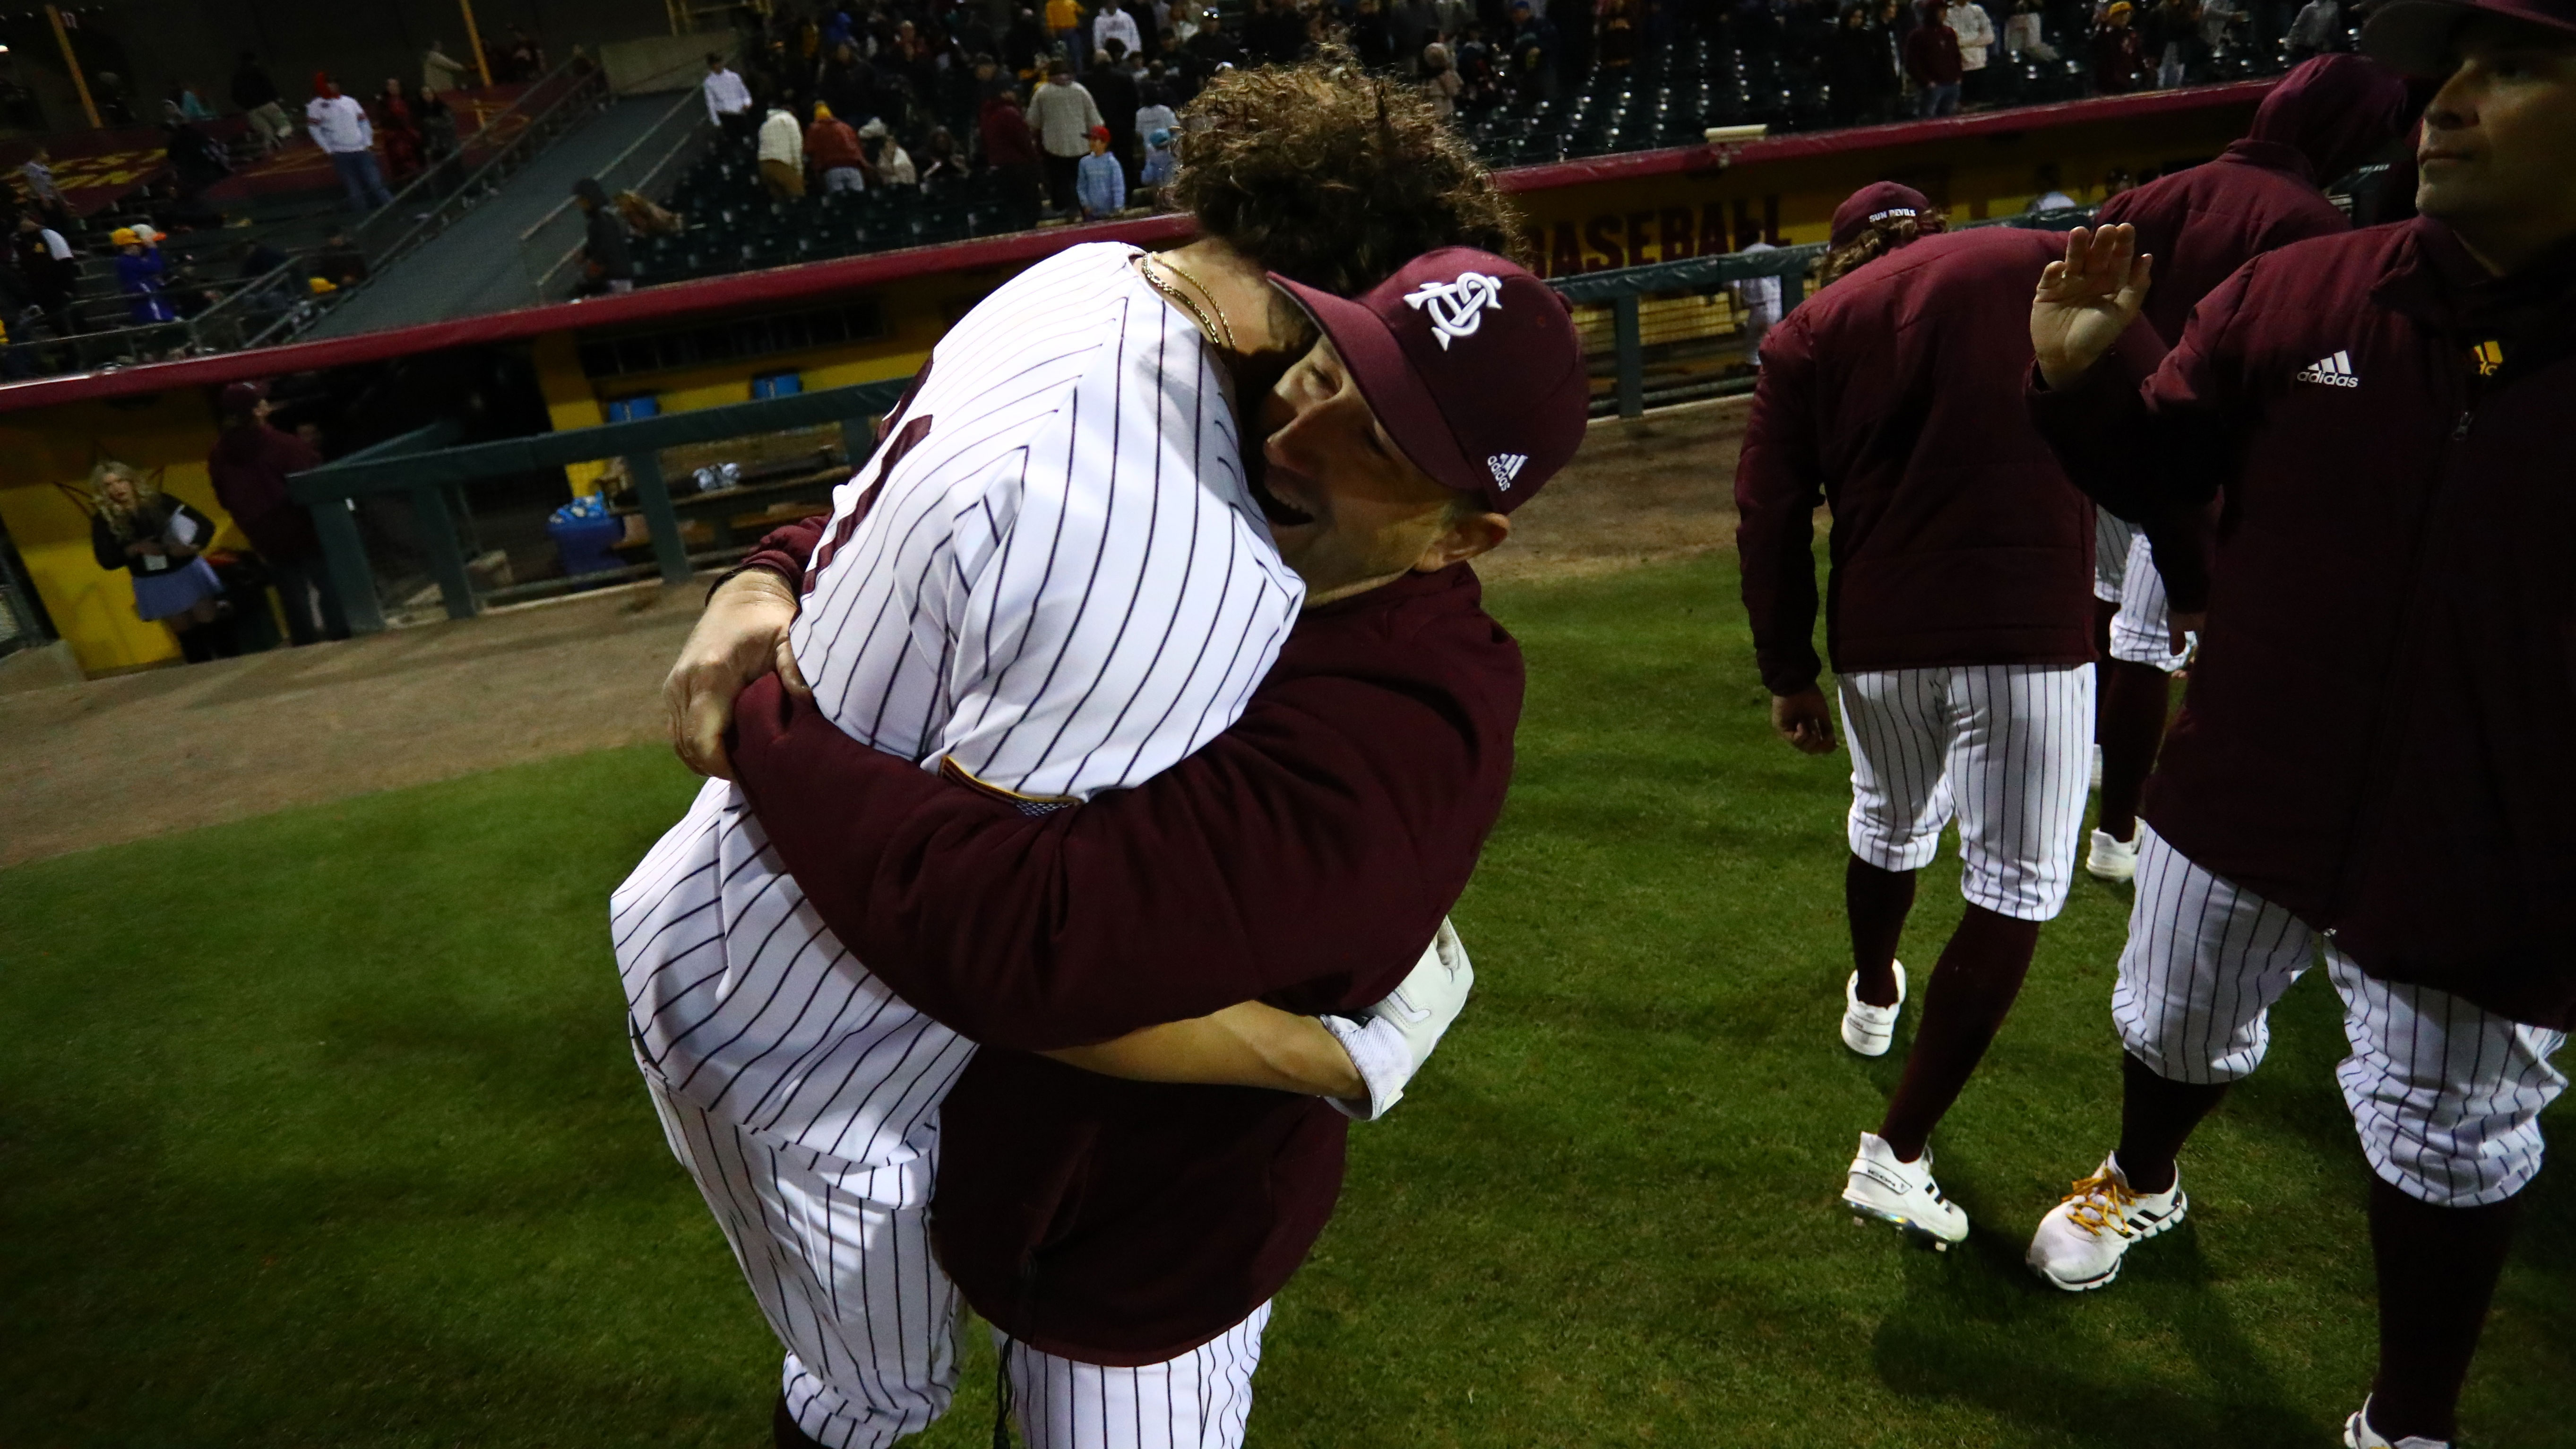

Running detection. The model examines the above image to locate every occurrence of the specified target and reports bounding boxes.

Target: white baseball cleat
[2025,1153,2187,1291]
[2085,827,2139,883]
[2343,1398,2452,1449]
[1840,961,1906,1057]
[1843,1131,1968,1250]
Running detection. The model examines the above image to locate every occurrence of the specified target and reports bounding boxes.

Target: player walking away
[715,249,1587,1449]
[623,62,1519,1449]
[2019,2,2576,1440]
[2080,53,2416,884]
[1736,183,2100,1251]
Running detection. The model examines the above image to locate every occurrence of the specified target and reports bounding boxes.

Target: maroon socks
[2095,658,2171,843]
[1845,854,1917,1009]
[1876,905,2042,1161]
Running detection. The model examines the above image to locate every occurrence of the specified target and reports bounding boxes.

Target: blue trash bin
[547,494,625,576]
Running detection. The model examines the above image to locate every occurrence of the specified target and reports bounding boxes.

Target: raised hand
[2031,224,2152,391]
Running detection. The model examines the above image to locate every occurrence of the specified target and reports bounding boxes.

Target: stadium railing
[514,87,714,302]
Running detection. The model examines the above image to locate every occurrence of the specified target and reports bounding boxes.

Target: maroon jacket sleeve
[725,623,1509,1052]
[736,513,827,588]
[1733,311,1828,697]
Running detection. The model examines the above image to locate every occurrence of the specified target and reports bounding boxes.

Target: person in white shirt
[703,53,757,143]
[1733,236,1783,362]
[304,73,394,212]
[1094,0,1146,67]
[757,105,807,197]
[1026,59,1104,213]
[858,118,917,184]
[422,40,474,95]
[1945,0,1998,100]
[2003,0,2061,59]
[1134,93,1178,149]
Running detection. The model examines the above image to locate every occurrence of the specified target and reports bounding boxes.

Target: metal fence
[517,88,712,302]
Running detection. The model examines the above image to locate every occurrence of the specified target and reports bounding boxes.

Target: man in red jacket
[2080,54,2415,885]
[1737,183,2100,1251]
[205,380,348,646]
[712,251,1587,1447]
[2021,3,2576,1442]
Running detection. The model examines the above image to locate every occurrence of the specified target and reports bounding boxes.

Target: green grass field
[5,552,2570,1449]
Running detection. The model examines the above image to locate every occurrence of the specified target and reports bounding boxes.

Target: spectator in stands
[88,462,235,664]
[1829,3,1903,124]
[1456,23,1503,109]
[807,102,868,192]
[411,82,459,167]
[979,81,1045,215]
[231,52,294,153]
[1049,0,1090,69]
[174,83,216,121]
[1074,123,1126,217]
[502,27,547,82]
[1087,38,1144,181]
[1134,80,1178,153]
[2283,0,2340,55]
[311,230,368,288]
[1187,8,1248,68]
[207,382,347,647]
[758,103,808,198]
[859,118,918,184]
[375,79,424,188]
[12,212,78,337]
[111,228,176,325]
[1905,0,1965,113]
[159,104,232,208]
[1596,0,1642,72]
[1141,124,1177,189]
[1946,0,1998,101]
[918,128,964,184]
[1249,0,1310,62]
[1006,7,1051,76]
[1421,40,1464,115]
[423,39,474,95]
[2091,1,2149,90]
[1351,0,1402,67]
[18,149,72,233]
[1510,3,1561,103]
[704,54,758,143]
[2142,0,2202,85]
[1095,0,1146,69]
[573,179,636,294]
[1028,59,1104,213]
[2003,0,2062,59]
[307,74,395,212]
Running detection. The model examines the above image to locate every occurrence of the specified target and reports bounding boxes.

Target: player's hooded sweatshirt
[2031,215,2576,1030]
[1734,225,2099,698]
[729,526,1523,1362]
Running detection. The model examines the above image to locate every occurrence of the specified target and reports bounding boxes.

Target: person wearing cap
[207,382,348,647]
[629,60,1524,1449]
[1074,122,1127,217]
[111,227,177,325]
[2021,5,2576,1442]
[805,101,867,192]
[720,243,1586,1449]
[858,116,915,185]
[1141,123,1178,188]
[304,73,393,213]
[1737,181,2105,1252]
[2093,0,2152,91]
[2075,54,2413,889]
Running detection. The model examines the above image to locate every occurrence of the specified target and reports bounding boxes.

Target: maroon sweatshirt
[205,421,324,563]
[2088,53,2413,612]
[728,552,1524,1362]
[1735,226,2097,697]
[2030,217,2576,1029]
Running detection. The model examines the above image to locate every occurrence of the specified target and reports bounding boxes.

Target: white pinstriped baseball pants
[640,1060,1274,1447]
[1837,664,2095,921]
[2113,823,2569,1208]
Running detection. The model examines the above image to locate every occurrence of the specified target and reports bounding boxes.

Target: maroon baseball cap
[2366,0,2576,72]
[219,380,268,419]
[1268,248,1587,515]
[1829,182,1936,249]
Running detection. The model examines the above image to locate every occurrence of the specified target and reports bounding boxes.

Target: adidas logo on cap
[2293,350,2361,388]
[1487,453,1527,491]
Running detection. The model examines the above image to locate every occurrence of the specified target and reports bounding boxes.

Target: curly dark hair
[1815,208,1947,289]
[1168,54,1525,296]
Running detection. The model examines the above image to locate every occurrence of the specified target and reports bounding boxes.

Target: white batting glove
[1320,918,1474,1122]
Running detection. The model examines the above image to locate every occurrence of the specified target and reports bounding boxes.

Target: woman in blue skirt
[88,461,236,663]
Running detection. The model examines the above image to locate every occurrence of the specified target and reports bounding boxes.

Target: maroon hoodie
[2030,217,2576,1029]
[2089,53,2413,610]
[1736,225,2096,697]
[205,420,324,563]
[726,525,1524,1362]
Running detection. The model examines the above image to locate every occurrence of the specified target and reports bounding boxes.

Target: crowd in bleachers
[600,0,2320,290]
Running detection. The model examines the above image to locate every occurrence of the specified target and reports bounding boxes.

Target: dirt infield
[0,401,1746,868]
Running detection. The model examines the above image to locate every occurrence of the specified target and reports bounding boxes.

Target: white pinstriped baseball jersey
[611,242,1306,1165]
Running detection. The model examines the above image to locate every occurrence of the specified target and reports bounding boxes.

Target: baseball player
[717,249,1586,1449]
[620,66,1519,1449]
[1736,183,2101,1251]
[2080,55,2416,884]
[2018,1,2576,1438]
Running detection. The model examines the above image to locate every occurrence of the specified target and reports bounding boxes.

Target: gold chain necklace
[1139,255,1237,352]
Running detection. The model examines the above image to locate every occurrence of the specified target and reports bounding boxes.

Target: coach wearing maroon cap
[206,380,348,646]
[2024,2,2576,1442]
[719,247,1586,1441]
